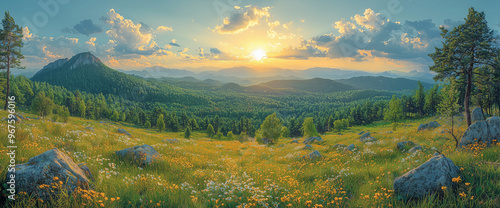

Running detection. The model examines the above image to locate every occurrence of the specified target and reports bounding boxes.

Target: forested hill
[338,76,434,91]
[30,52,207,105]
[257,78,359,93]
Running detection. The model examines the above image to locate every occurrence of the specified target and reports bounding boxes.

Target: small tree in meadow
[258,113,283,143]
[302,117,318,137]
[438,80,461,149]
[385,95,403,130]
[184,126,191,139]
[157,114,165,132]
[206,124,215,138]
[144,120,151,129]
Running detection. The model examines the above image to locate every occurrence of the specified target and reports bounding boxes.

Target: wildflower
[459,192,466,198]
[59,181,63,185]
[441,186,447,191]
[465,183,470,186]
[111,198,116,202]
[452,176,462,183]
[470,196,474,200]
[100,203,105,207]
[38,199,44,203]
[157,203,161,206]
[53,177,59,181]
[117,197,120,200]
[460,167,464,171]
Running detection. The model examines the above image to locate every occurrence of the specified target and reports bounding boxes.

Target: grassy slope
[0,110,498,208]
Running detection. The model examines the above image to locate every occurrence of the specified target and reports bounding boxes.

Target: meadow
[0,110,498,208]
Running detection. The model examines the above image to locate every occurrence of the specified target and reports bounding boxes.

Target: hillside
[258,78,359,93]
[31,52,207,105]
[1,110,497,208]
[338,76,434,91]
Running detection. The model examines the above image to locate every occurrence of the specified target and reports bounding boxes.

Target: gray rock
[303,150,322,160]
[4,148,91,201]
[347,144,356,151]
[357,131,365,135]
[386,131,393,134]
[2,114,21,123]
[333,144,346,149]
[360,132,377,142]
[85,126,94,131]
[458,116,500,148]
[417,121,441,131]
[163,138,179,143]
[117,128,131,137]
[115,144,160,166]
[393,153,459,199]
[408,145,423,153]
[303,144,313,150]
[291,139,299,143]
[262,138,272,144]
[303,136,323,144]
[397,141,415,150]
[78,163,94,181]
[471,107,485,123]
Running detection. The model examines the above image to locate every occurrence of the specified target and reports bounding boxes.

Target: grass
[0,111,498,207]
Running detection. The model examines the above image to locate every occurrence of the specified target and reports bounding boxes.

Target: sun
[251,49,267,61]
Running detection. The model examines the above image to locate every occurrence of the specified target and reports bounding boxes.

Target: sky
[3,0,500,72]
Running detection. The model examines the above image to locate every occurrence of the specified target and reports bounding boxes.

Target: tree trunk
[464,66,473,127]
[3,56,10,110]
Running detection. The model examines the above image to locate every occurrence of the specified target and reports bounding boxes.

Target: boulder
[397,141,415,150]
[85,126,94,131]
[291,139,299,143]
[458,116,500,148]
[163,138,179,143]
[78,163,94,181]
[357,131,365,135]
[303,136,323,144]
[360,132,377,142]
[115,144,160,166]
[333,144,346,150]
[2,114,21,123]
[303,144,313,150]
[347,144,356,151]
[417,121,441,131]
[117,128,131,137]
[4,148,91,201]
[303,150,322,160]
[261,138,272,144]
[15,112,25,120]
[471,107,485,123]
[393,153,460,199]
[408,145,423,153]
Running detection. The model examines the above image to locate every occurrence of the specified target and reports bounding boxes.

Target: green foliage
[215,131,223,140]
[0,11,25,110]
[259,113,283,143]
[184,126,191,139]
[144,120,151,129]
[429,7,498,126]
[206,124,215,138]
[384,95,403,128]
[157,114,165,132]
[32,91,54,117]
[226,131,235,140]
[302,117,318,138]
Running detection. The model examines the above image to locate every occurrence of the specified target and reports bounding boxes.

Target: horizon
[4,0,500,72]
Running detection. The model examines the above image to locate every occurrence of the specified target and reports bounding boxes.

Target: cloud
[169,39,180,47]
[62,19,103,36]
[209,48,221,54]
[273,9,443,61]
[197,47,204,57]
[215,6,270,34]
[100,9,173,56]
[157,26,173,32]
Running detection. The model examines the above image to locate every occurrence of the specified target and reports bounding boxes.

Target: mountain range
[29,52,434,101]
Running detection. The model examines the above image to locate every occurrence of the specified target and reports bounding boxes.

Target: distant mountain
[258,78,359,93]
[31,52,204,104]
[119,66,195,78]
[338,76,434,91]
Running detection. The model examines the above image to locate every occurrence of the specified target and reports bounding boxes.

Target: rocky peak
[67,52,102,69]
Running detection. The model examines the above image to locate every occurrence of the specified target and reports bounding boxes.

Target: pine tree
[145,120,151,129]
[184,126,191,139]
[302,117,318,138]
[258,113,283,143]
[0,12,24,110]
[385,95,403,130]
[429,7,497,127]
[157,114,165,132]
[206,124,215,138]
